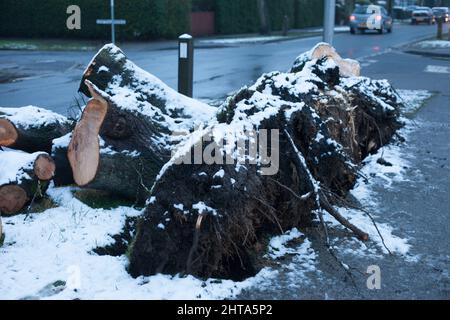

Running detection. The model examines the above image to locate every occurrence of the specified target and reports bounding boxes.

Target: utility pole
[323,0,336,45]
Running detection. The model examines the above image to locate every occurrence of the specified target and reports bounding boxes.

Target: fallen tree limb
[67,45,216,203]
[0,106,73,154]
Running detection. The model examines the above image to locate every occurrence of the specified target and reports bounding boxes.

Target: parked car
[406,5,420,13]
[411,9,436,24]
[432,7,449,22]
[349,5,393,34]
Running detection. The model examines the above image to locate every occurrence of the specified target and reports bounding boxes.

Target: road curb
[404,49,450,59]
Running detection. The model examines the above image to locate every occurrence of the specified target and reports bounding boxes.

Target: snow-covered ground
[414,40,450,49]
[0,89,431,300]
[200,36,289,45]
[199,27,350,46]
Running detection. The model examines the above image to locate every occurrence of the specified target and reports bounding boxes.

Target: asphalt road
[0,23,447,114]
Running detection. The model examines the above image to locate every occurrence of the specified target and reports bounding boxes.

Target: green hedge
[215,0,324,35]
[214,0,260,34]
[0,0,325,39]
[0,0,191,40]
[293,0,324,29]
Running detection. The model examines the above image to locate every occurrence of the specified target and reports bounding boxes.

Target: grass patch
[72,189,135,209]
[0,38,99,51]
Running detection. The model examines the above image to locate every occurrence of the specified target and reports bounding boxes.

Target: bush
[0,0,191,40]
[294,0,324,29]
[214,0,260,34]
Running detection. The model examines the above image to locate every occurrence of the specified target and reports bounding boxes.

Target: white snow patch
[192,202,218,216]
[267,228,304,259]
[0,106,68,129]
[424,65,450,74]
[0,148,45,185]
[415,40,450,49]
[213,169,225,179]
[397,89,433,114]
[173,204,184,211]
[98,66,110,72]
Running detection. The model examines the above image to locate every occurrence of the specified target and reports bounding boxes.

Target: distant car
[349,5,393,34]
[406,5,420,12]
[432,7,449,22]
[411,9,436,24]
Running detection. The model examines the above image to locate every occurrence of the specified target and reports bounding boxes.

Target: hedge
[215,0,324,35]
[214,0,260,34]
[0,0,191,40]
[0,0,326,39]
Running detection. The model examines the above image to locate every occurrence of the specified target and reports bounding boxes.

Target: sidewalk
[0,25,350,52]
[403,37,450,58]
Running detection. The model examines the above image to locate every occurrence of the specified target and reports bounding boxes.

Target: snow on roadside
[319,89,433,261]
[200,36,287,45]
[414,40,450,49]
[397,89,434,115]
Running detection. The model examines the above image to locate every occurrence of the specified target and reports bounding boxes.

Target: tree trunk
[0,149,55,215]
[127,45,403,280]
[0,106,73,154]
[68,44,215,203]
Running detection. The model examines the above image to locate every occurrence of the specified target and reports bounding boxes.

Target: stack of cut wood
[0,106,73,216]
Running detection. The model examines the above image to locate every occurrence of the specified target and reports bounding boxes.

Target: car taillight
[375,15,382,21]
[350,15,356,21]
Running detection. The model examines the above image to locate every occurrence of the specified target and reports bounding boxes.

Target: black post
[437,17,443,40]
[178,34,194,97]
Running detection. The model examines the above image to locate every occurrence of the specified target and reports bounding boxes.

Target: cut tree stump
[0,149,55,216]
[0,106,74,154]
[291,42,361,77]
[67,44,215,203]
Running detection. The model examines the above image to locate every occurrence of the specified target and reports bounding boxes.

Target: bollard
[178,34,194,98]
[437,17,443,40]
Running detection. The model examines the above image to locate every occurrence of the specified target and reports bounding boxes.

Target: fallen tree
[126,43,403,280]
[67,44,216,203]
[0,106,73,154]
[0,148,55,215]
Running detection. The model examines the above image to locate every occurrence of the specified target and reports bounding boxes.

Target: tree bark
[0,150,55,215]
[68,44,215,203]
[0,106,73,154]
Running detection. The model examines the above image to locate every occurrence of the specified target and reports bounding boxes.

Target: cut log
[67,44,215,203]
[68,87,108,186]
[0,106,74,154]
[51,133,74,186]
[127,44,404,280]
[291,42,361,78]
[0,149,55,216]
